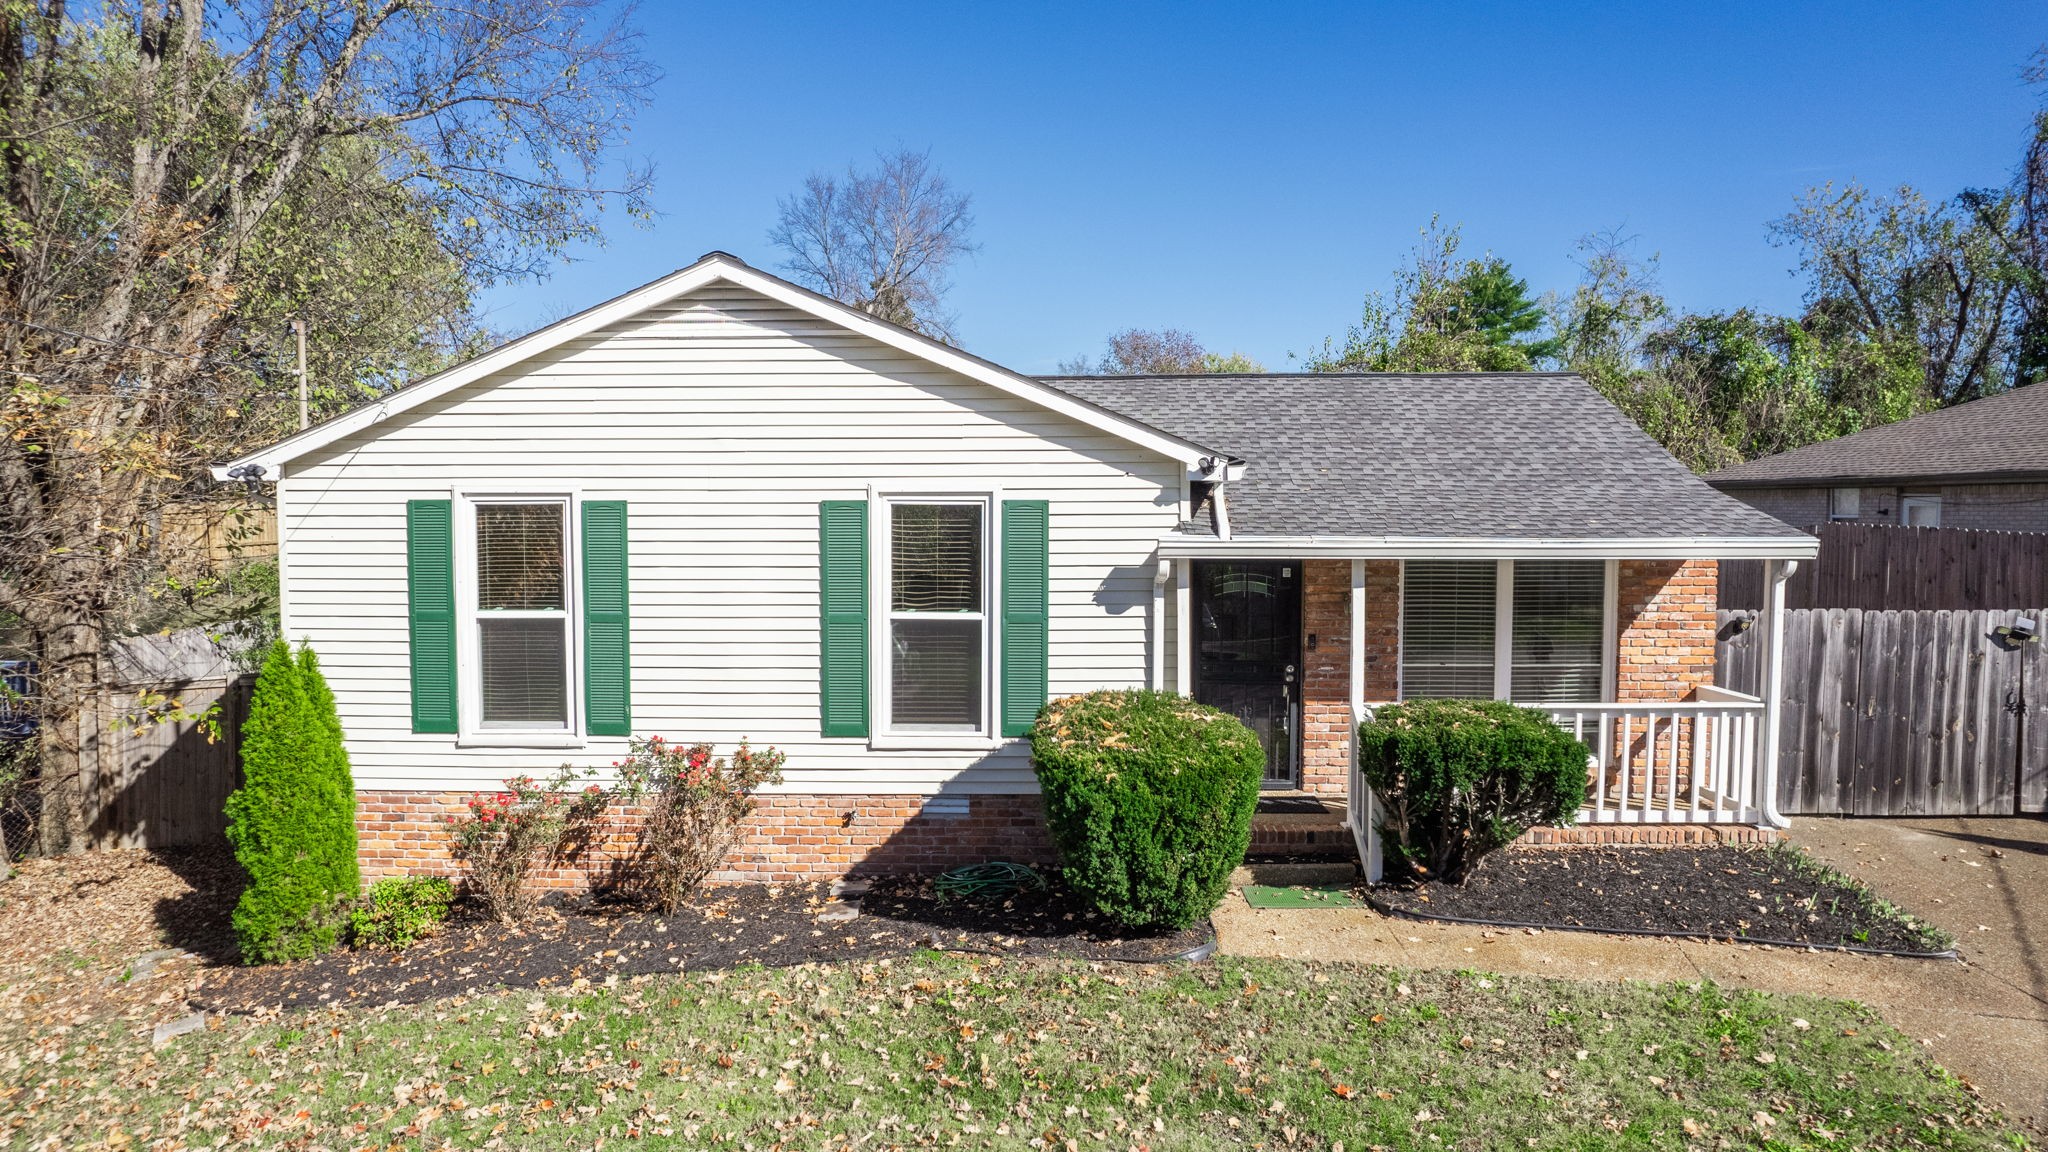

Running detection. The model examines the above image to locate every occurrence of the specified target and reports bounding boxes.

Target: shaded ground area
[200,872,1209,1011]
[0,847,241,1057]
[1371,844,1952,954]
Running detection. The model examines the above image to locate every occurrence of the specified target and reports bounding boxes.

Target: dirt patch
[1371,845,1953,954]
[198,873,1210,1011]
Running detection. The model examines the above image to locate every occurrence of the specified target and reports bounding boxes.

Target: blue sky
[481,2,2045,374]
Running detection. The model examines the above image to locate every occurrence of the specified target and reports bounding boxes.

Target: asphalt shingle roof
[1039,372,1805,540]
[1706,383,2048,488]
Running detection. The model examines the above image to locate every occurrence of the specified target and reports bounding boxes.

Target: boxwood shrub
[1030,689,1263,930]
[1359,698,1588,885]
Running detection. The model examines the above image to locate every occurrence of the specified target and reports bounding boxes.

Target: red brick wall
[358,791,1051,888]
[1298,561,1400,796]
[1616,559,1718,702]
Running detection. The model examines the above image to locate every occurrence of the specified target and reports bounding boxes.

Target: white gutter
[1758,558,1798,829]
[1211,486,1232,540]
[1156,534,1818,561]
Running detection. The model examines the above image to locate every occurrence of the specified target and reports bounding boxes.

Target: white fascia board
[210,255,1225,482]
[1156,534,1820,560]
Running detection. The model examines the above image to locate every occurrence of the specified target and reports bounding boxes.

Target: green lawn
[10,955,2022,1151]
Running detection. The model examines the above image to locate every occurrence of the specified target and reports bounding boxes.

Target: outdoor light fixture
[226,462,268,499]
[1994,617,2039,648]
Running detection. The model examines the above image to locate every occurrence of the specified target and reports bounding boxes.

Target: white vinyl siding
[278,283,1182,793]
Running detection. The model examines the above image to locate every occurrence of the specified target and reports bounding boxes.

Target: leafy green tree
[1201,350,1266,373]
[1456,257,1562,363]
[224,640,358,964]
[1059,329,1264,374]
[1,2,653,853]
[1300,219,1553,372]
[1770,182,2019,405]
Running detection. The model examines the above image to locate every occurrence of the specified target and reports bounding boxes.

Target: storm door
[1192,561,1302,788]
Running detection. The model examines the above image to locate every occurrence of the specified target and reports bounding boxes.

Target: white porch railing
[1348,690,1771,862]
[1544,687,1768,824]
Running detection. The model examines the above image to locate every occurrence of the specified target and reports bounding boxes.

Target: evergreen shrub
[1359,698,1588,885]
[223,640,360,964]
[1030,689,1263,930]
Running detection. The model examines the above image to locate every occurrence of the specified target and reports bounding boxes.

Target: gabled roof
[1707,383,2048,489]
[1042,372,1809,545]
[211,253,1228,480]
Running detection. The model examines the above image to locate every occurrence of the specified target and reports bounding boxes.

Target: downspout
[1151,559,1171,691]
[1759,558,1798,829]
[1211,485,1231,540]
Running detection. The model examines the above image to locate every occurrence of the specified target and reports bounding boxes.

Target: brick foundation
[1518,823,1779,846]
[358,791,1052,888]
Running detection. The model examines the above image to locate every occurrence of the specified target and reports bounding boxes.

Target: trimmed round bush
[1359,698,1588,885]
[223,640,360,963]
[1030,689,1264,930]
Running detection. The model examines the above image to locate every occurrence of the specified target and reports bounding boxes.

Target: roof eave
[1710,468,2048,491]
[1156,534,1818,560]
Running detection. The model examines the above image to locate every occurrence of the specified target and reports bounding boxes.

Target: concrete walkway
[1213,817,2048,1127]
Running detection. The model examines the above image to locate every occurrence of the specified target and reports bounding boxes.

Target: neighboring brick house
[1707,383,2048,532]
[213,253,1816,888]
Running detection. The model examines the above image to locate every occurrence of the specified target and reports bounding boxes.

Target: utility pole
[292,318,309,430]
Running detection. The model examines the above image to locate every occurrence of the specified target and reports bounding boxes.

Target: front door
[1192,561,1301,788]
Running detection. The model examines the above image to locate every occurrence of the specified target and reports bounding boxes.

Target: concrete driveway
[1213,817,2048,1127]
[1789,816,2048,1126]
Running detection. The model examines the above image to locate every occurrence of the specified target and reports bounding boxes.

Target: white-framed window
[1399,559,1617,704]
[1830,487,1861,521]
[1900,494,1942,527]
[455,492,579,743]
[874,494,994,744]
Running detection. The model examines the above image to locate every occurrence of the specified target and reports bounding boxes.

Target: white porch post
[1758,558,1796,828]
[1175,559,1192,696]
[1348,558,1382,882]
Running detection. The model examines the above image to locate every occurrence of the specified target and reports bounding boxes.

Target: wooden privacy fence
[1717,607,2048,816]
[1721,522,2048,611]
[79,674,250,849]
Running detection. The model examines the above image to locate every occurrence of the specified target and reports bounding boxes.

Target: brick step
[1249,794,1356,859]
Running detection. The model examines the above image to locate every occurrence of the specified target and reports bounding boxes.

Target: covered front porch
[1147,540,1812,881]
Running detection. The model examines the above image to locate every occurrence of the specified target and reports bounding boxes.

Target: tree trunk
[30,606,99,856]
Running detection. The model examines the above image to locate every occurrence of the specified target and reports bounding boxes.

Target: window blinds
[477,504,565,610]
[1510,560,1606,703]
[891,504,983,613]
[1400,560,1497,699]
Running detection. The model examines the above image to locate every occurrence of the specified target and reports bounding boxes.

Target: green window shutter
[406,499,458,734]
[819,500,870,737]
[1000,500,1051,737]
[582,500,631,736]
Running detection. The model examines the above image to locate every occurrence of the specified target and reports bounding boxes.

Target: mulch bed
[197,873,1211,1012]
[1370,845,1954,955]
